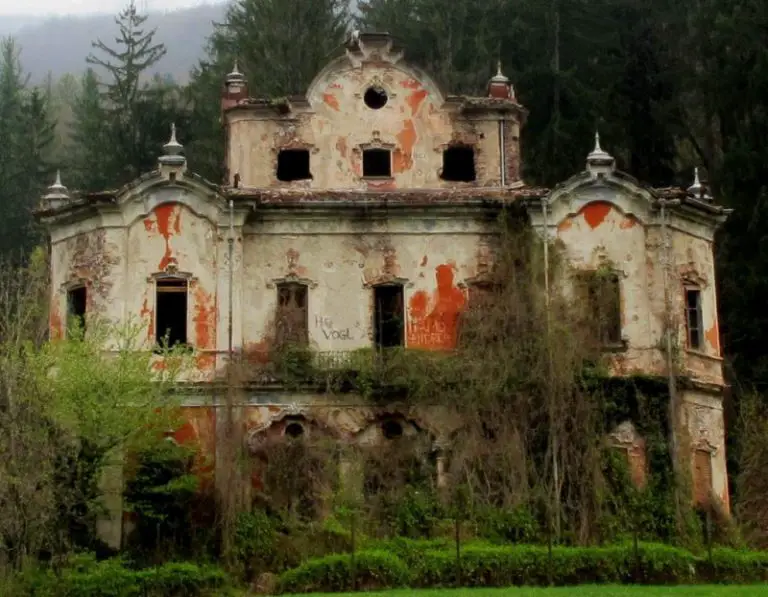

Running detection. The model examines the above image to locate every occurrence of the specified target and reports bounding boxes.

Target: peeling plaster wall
[241,214,494,353]
[228,62,516,189]
[550,190,658,377]
[50,228,124,341]
[682,389,729,509]
[128,200,220,375]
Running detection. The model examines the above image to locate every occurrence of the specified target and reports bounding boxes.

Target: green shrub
[12,557,228,597]
[697,548,768,583]
[277,541,704,592]
[276,549,409,593]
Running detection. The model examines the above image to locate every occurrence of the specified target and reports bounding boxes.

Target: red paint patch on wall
[400,78,421,89]
[393,120,417,173]
[581,202,613,229]
[322,93,340,111]
[706,323,720,355]
[407,89,428,115]
[140,295,154,340]
[176,406,216,487]
[407,264,467,350]
[144,203,182,271]
[193,285,217,352]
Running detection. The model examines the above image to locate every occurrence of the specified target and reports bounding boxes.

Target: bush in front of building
[275,541,768,593]
[276,549,410,594]
[7,553,230,597]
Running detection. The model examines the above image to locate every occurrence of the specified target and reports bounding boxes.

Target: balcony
[237,345,463,401]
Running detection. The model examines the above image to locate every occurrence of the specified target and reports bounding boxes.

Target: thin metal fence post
[351,510,357,592]
[706,506,713,565]
[547,512,553,587]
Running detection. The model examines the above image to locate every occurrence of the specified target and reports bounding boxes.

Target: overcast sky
[0,0,223,16]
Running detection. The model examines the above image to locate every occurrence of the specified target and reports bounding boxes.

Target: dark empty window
[686,288,703,350]
[156,278,188,349]
[441,146,476,182]
[374,285,404,349]
[67,285,87,337]
[364,86,388,110]
[285,421,305,439]
[276,283,309,346]
[581,271,622,346]
[277,149,312,182]
[382,420,403,440]
[363,149,392,178]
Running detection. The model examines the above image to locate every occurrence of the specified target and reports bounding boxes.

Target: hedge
[277,542,768,593]
[276,549,410,594]
[13,557,229,597]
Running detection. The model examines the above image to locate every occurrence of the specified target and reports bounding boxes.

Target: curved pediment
[119,173,228,232]
[545,170,656,228]
[306,33,446,112]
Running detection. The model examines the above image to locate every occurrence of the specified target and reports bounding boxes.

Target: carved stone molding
[266,273,318,289]
[679,262,709,288]
[362,275,413,289]
[146,264,197,284]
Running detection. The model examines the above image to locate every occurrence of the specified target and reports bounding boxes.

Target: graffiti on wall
[408,264,466,350]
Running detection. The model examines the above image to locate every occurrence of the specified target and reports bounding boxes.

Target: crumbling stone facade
[36,33,731,546]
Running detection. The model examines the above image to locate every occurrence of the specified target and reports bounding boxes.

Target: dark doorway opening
[441,146,476,182]
[374,285,404,348]
[156,279,188,349]
[277,149,312,182]
[67,285,87,337]
[363,149,392,178]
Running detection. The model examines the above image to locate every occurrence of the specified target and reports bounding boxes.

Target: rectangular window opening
[276,149,312,182]
[363,149,392,178]
[374,285,404,349]
[275,282,309,346]
[66,285,87,337]
[583,271,622,346]
[441,146,476,182]
[693,449,713,507]
[155,278,188,349]
[686,288,703,350]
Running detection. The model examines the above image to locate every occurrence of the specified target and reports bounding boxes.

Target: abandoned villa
[35,33,731,544]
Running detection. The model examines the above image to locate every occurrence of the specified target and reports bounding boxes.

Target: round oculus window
[364,86,388,110]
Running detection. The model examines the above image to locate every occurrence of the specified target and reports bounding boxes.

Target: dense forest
[2,0,768,592]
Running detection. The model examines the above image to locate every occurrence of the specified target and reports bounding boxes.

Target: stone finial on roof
[687,167,711,201]
[41,170,71,210]
[158,123,186,173]
[586,131,615,176]
[225,59,246,87]
[488,61,515,100]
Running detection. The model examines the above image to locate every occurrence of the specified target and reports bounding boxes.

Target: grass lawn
[288,587,768,597]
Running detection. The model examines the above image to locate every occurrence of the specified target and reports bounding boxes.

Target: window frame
[362,148,393,179]
[576,269,624,349]
[275,281,310,347]
[154,277,190,351]
[684,286,704,351]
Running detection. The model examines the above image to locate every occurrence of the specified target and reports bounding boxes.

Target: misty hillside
[6,4,229,83]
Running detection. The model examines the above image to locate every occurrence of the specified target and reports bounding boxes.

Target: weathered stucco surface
[226,36,522,190]
[39,33,732,546]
